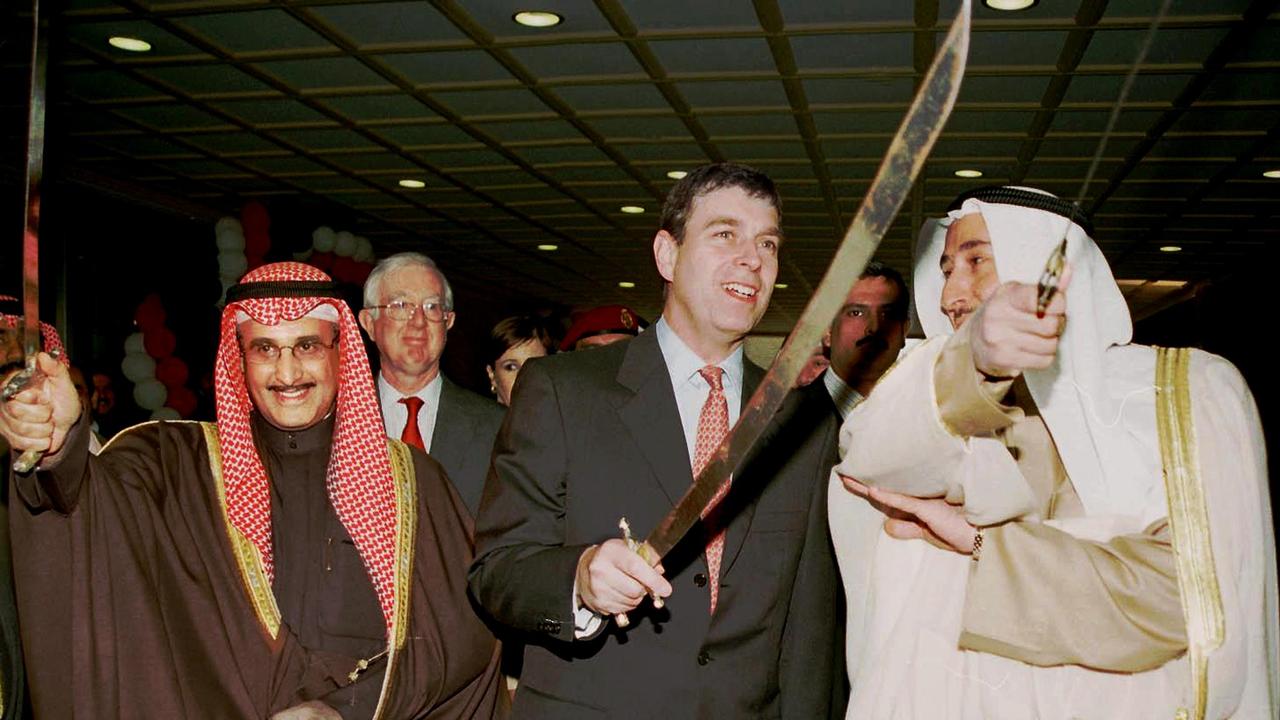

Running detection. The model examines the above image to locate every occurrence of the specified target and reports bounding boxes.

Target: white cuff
[571,578,604,640]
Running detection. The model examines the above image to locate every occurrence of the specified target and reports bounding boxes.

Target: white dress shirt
[377,372,443,451]
[574,317,745,637]
[821,367,865,420]
[655,317,744,459]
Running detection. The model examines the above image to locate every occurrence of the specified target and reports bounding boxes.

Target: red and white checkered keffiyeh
[215,262,398,633]
[0,294,69,364]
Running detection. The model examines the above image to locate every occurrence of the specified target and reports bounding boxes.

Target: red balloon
[310,251,335,271]
[245,229,271,258]
[155,356,189,389]
[133,295,166,331]
[166,386,197,418]
[331,256,359,283]
[241,201,270,234]
[143,326,177,359]
[352,262,373,284]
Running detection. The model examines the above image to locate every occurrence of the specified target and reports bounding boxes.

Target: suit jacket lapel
[719,360,763,576]
[615,331,694,507]
[429,377,465,469]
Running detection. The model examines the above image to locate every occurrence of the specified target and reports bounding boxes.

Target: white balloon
[124,332,146,355]
[216,228,246,251]
[334,231,357,257]
[133,379,168,411]
[218,251,248,278]
[150,407,181,421]
[121,352,156,383]
[354,237,374,262]
[312,226,337,253]
[215,216,243,236]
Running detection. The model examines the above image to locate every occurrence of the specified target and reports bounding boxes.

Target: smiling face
[654,185,780,362]
[487,338,548,407]
[240,316,339,431]
[940,213,1001,330]
[358,263,454,393]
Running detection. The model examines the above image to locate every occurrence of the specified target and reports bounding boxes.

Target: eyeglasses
[368,300,451,323]
[242,337,338,365]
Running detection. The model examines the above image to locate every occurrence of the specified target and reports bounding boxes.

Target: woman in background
[485,315,556,407]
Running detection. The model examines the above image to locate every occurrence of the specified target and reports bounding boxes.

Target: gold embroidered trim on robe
[371,437,417,720]
[201,425,417,711]
[1155,347,1224,720]
[201,422,283,639]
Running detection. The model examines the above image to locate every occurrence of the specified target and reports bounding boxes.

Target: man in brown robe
[0,263,506,719]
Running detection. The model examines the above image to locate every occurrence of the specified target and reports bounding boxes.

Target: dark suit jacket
[431,377,505,518]
[469,329,845,719]
[378,375,504,518]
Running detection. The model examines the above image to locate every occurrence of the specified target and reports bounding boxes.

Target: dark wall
[1134,258,1277,487]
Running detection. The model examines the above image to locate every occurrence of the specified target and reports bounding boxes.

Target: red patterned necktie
[693,365,730,613]
[399,396,425,451]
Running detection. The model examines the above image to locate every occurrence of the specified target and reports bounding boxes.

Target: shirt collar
[654,316,743,391]
[378,371,442,403]
[822,367,864,418]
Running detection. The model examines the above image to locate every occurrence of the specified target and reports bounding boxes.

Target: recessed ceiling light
[983,0,1038,10]
[954,169,984,178]
[774,283,788,289]
[513,11,563,28]
[620,205,645,214]
[618,281,636,289]
[1159,245,1182,253]
[398,179,425,189]
[108,36,152,52]
[1263,169,1280,179]
[537,243,558,251]
[667,170,688,180]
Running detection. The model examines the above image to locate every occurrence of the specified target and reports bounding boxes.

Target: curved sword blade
[20,0,47,361]
[642,0,972,560]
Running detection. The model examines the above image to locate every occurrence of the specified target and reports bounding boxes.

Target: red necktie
[398,396,425,451]
[693,366,730,613]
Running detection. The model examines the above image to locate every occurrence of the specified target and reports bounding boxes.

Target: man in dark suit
[470,163,845,719]
[359,253,503,516]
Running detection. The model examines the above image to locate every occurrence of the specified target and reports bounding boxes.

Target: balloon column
[215,217,248,304]
[305,226,376,285]
[215,201,274,303]
[121,294,197,420]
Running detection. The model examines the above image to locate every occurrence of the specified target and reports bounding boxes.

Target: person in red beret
[559,305,648,351]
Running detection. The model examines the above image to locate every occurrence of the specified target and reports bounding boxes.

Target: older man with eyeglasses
[359,252,504,516]
[0,262,506,719]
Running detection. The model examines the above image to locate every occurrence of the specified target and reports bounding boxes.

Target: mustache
[855,334,887,349]
[266,382,316,393]
[944,301,974,321]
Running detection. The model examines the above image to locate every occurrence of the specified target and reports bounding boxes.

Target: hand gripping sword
[613,0,971,626]
[3,0,52,473]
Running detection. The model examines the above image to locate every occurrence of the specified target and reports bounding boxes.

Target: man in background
[360,252,504,515]
[559,304,647,351]
[820,261,908,418]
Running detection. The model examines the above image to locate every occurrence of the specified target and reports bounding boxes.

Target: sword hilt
[613,517,662,628]
[3,351,60,473]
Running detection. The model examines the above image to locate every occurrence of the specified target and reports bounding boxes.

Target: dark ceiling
[3,0,1279,333]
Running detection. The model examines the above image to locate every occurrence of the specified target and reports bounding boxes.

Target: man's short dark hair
[659,162,781,244]
[860,260,910,321]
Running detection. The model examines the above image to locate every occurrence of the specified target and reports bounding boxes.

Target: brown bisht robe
[9,413,506,719]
